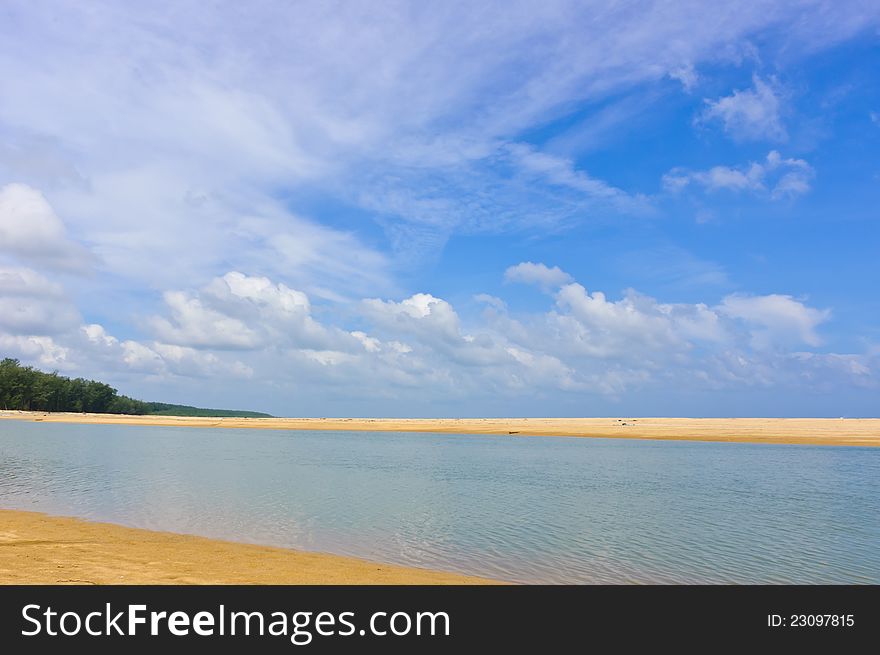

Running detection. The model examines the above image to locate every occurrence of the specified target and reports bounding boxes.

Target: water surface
[1,420,877,583]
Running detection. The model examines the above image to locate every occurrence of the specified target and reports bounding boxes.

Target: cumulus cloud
[356,274,847,396]
[362,293,464,346]
[505,262,573,291]
[204,272,311,327]
[1,4,878,414]
[151,291,261,350]
[1,263,873,414]
[363,293,529,371]
[549,283,727,358]
[719,293,830,348]
[0,183,93,271]
[700,75,786,141]
[0,334,71,369]
[663,151,814,199]
[151,272,345,351]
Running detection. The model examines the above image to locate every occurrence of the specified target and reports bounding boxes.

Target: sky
[0,1,878,417]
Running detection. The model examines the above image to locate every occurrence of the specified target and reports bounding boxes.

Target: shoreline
[1,410,879,447]
[0,510,495,585]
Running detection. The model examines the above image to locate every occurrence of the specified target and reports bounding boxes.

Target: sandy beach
[1,411,878,447]
[0,510,493,585]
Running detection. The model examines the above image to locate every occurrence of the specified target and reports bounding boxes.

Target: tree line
[0,358,273,417]
[0,358,150,414]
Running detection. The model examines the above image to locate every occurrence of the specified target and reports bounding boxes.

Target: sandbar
[1,411,878,447]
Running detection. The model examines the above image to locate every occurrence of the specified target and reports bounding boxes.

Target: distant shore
[0,510,493,585]
[1,410,878,446]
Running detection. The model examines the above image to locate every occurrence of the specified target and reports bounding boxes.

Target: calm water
[1,420,878,584]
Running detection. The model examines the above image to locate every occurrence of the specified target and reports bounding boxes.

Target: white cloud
[362,293,463,345]
[763,151,814,199]
[700,75,786,141]
[1,2,869,285]
[77,322,252,379]
[788,352,874,388]
[150,342,254,379]
[356,275,848,398]
[0,266,81,335]
[719,293,830,348]
[663,150,814,199]
[0,183,93,271]
[669,64,699,92]
[544,283,726,359]
[0,4,877,414]
[355,143,653,266]
[363,292,528,373]
[505,262,573,291]
[1,264,874,414]
[503,144,652,215]
[350,331,381,353]
[150,272,347,351]
[232,211,391,301]
[0,266,65,298]
[82,323,118,348]
[205,271,311,318]
[119,340,166,373]
[474,293,507,311]
[478,281,837,393]
[0,334,71,369]
[151,291,261,350]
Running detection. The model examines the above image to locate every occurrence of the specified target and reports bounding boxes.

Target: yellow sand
[0,510,494,585]
[1,410,878,446]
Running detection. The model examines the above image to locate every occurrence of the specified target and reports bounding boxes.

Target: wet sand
[1,411,878,447]
[0,510,494,585]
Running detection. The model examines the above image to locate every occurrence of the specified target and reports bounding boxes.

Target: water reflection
[1,421,877,583]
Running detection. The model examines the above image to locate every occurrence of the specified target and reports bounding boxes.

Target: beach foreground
[1,411,878,447]
[0,511,493,585]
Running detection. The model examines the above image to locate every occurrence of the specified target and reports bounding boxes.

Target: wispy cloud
[1,2,878,414]
[699,75,787,141]
[503,144,653,215]
[663,151,814,199]
[1,1,871,286]
[669,64,699,92]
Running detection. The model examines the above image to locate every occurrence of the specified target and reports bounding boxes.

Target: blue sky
[0,1,878,416]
